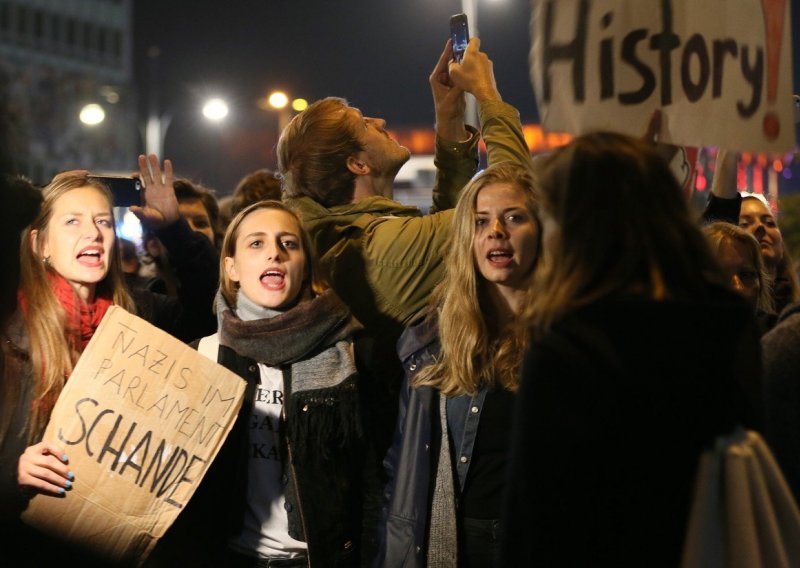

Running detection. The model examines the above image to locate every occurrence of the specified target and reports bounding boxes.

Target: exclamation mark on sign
[761,0,786,140]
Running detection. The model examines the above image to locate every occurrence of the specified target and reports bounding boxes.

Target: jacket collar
[396,306,439,363]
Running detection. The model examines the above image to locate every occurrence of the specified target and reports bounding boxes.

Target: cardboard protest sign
[22,306,245,566]
[530,0,796,152]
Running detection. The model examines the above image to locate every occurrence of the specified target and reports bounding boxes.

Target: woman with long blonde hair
[2,155,218,561]
[375,161,540,567]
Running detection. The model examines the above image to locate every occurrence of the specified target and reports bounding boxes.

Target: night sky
[132,0,800,195]
[132,0,538,193]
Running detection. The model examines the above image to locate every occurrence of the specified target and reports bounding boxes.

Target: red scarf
[49,273,114,352]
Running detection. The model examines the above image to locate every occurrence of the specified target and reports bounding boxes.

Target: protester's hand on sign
[643,109,699,199]
[130,154,180,230]
[18,441,74,496]
[449,37,502,105]
[430,39,468,142]
[710,149,740,199]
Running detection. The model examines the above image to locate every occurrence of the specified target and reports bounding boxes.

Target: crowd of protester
[2,33,800,568]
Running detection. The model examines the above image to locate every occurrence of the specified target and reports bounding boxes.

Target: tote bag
[681,428,800,568]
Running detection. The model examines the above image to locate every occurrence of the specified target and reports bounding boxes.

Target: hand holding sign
[21,307,245,566]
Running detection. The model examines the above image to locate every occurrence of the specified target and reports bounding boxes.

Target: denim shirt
[447,387,489,494]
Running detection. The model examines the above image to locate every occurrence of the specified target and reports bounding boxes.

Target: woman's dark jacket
[152,295,364,568]
[501,287,763,567]
[373,311,493,567]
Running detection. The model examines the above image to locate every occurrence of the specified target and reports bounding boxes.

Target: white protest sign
[22,306,245,566]
[530,0,796,152]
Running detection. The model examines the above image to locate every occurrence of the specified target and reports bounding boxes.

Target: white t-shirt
[227,362,308,558]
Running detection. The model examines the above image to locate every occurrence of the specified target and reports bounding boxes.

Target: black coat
[502,287,762,567]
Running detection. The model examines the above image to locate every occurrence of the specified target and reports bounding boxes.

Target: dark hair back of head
[526,131,724,332]
[231,169,281,216]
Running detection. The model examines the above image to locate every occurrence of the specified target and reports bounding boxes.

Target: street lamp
[143,96,229,158]
[143,45,229,157]
[79,103,106,126]
[202,98,229,121]
[260,91,306,137]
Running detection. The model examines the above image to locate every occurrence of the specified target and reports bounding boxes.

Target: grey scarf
[427,394,458,566]
[216,289,361,369]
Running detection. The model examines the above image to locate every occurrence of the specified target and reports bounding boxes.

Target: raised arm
[449,38,532,171]
[430,39,480,213]
[130,154,218,341]
[703,149,741,224]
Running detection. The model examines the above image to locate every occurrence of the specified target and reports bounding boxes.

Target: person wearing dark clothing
[762,301,800,503]
[503,132,762,567]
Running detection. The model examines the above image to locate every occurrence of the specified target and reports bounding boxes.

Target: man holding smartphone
[278,36,531,564]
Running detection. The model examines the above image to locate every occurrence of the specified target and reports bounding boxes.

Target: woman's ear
[30,228,47,259]
[224,256,239,282]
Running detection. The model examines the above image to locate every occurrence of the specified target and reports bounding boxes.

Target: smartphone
[450,13,469,63]
[794,94,800,144]
[90,175,142,207]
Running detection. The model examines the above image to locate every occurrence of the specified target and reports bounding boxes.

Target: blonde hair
[218,200,327,308]
[412,163,539,396]
[703,221,774,314]
[20,175,134,441]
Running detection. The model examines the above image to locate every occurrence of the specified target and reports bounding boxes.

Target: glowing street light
[144,96,229,157]
[268,91,289,110]
[79,103,106,126]
[261,91,306,137]
[202,98,229,121]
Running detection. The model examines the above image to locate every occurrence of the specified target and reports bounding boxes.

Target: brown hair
[174,178,222,246]
[218,200,327,308]
[523,131,725,337]
[231,169,282,216]
[277,97,364,207]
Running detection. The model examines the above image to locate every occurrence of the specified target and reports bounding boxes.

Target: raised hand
[130,154,179,229]
[18,441,74,496]
[430,39,468,142]
[448,37,502,105]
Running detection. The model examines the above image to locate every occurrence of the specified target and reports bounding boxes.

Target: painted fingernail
[61,454,69,462]
[67,471,74,480]
[58,487,65,495]
[64,480,72,489]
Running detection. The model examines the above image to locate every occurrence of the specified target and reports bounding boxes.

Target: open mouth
[487,249,514,266]
[260,268,285,290]
[77,247,104,266]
